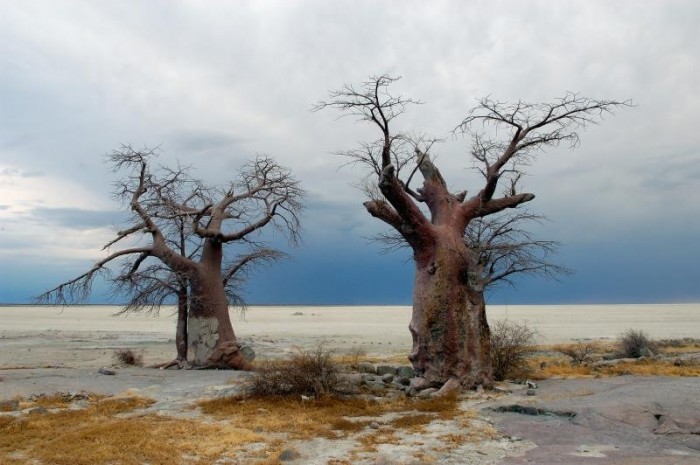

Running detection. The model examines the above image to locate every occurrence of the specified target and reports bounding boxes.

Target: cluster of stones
[337,363,448,399]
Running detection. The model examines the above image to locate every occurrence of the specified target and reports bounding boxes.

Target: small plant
[619,329,657,358]
[556,343,595,365]
[249,343,339,397]
[113,348,144,366]
[490,320,537,381]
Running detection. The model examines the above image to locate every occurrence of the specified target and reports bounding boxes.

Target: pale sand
[0,303,698,368]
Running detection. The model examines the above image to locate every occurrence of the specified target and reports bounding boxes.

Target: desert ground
[1,304,699,464]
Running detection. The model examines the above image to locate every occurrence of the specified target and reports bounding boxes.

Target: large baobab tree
[39,146,302,369]
[316,75,627,389]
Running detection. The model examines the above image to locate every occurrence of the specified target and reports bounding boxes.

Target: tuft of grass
[619,329,657,358]
[113,348,144,366]
[490,320,538,381]
[249,343,339,397]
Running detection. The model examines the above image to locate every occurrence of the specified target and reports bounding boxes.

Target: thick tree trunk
[408,233,493,389]
[187,241,252,370]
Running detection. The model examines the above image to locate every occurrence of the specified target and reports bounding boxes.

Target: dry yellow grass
[199,391,462,440]
[0,395,266,465]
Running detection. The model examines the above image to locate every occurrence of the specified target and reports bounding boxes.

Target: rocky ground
[1,319,700,464]
[1,361,699,464]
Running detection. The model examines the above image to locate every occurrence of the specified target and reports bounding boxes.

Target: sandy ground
[1,304,699,464]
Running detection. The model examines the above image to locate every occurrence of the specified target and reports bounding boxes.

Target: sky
[0,0,699,305]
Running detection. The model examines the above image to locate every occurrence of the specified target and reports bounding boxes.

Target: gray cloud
[1,1,699,302]
[29,207,125,230]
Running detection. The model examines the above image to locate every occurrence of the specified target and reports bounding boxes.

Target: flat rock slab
[485,376,700,464]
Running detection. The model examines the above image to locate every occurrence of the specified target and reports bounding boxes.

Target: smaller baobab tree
[316,75,628,390]
[114,239,283,369]
[38,146,302,369]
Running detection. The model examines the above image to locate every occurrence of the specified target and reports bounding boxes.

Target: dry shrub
[490,320,537,381]
[555,342,595,365]
[619,329,657,358]
[249,344,339,397]
[113,348,144,366]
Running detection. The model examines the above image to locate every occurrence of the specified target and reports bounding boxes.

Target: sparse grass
[619,329,657,358]
[249,343,339,397]
[113,348,144,366]
[490,320,538,381]
[0,395,267,465]
[199,391,462,440]
[529,354,700,379]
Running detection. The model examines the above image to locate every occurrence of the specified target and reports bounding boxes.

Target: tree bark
[187,239,252,370]
[175,286,188,362]
[408,230,494,389]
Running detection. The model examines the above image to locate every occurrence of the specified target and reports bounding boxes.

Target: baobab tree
[114,239,283,369]
[316,75,627,389]
[38,146,302,369]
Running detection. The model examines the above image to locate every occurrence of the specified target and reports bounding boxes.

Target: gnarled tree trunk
[409,227,493,389]
[188,240,252,370]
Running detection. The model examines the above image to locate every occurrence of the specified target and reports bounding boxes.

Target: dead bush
[556,343,595,365]
[619,329,657,358]
[490,320,537,381]
[249,344,339,397]
[113,348,143,366]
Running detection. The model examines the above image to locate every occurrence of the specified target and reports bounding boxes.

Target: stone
[410,377,430,390]
[358,362,377,374]
[396,376,411,386]
[433,378,460,397]
[376,365,397,376]
[370,421,380,429]
[361,374,376,383]
[381,373,394,384]
[640,347,655,358]
[417,388,438,399]
[526,389,537,396]
[476,384,485,394]
[396,366,414,378]
[28,406,48,415]
[98,367,116,375]
[279,447,301,461]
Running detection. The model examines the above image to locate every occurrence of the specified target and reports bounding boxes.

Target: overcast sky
[1,0,699,305]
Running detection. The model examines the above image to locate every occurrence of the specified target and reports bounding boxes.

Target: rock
[396,366,414,378]
[381,373,394,384]
[291,312,304,316]
[410,377,430,390]
[493,386,511,394]
[376,365,397,376]
[279,447,301,461]
[98,367,116,375]
[417,388,438,399]
[433,378,460,397]
[366,381,387,395]
[476,384,485,394]
[361,374,376,383]
[358,362,377,374]
[526,380,537,389]
[370,421,380,429]
[526,389,537,396]
[28,406,48,415]
[396,376,411,386]
[239,345,256,362]
[640,347,655,358]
